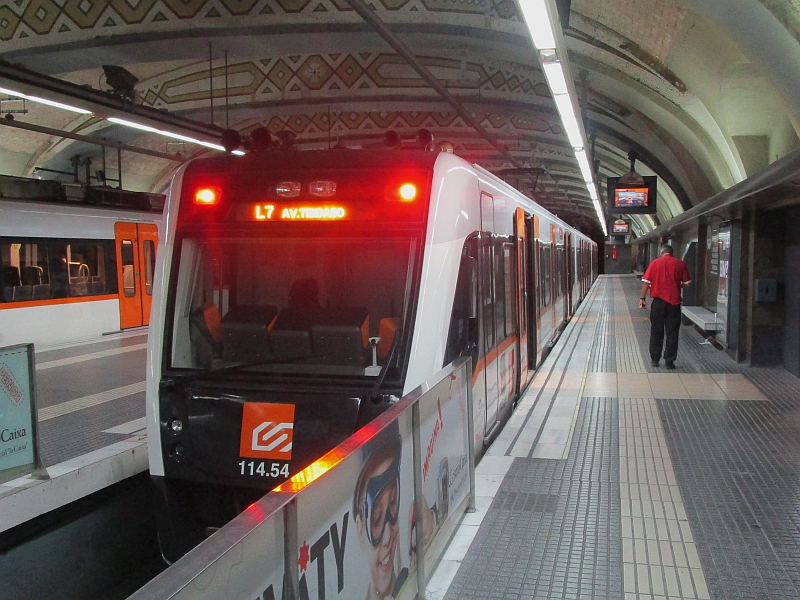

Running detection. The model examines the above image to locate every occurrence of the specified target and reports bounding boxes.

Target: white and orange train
[145,147,597,561]
[0,178,162,350]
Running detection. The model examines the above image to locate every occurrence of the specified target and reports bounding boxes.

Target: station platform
[427,275,800,600]
[0,330,149,533]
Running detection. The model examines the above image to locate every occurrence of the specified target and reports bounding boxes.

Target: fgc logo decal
[239,402,295,460]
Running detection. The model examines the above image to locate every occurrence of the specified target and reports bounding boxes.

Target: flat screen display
[606,176,657,214]
[614,188,648,207]
[612,221,630,234]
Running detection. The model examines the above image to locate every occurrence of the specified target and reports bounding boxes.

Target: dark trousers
[649,297,682,362]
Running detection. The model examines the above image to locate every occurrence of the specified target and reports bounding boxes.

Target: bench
[681,306,720,331]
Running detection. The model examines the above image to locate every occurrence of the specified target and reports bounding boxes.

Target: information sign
[0,344,45,484]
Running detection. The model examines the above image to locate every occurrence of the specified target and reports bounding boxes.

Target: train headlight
[398,183,417,202]
[195,187,221,205]
[168,418,183,434]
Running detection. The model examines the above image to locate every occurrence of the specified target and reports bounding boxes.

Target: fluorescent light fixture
[552,94,583,148]
[542,61,569,95]
[232,150,246,156]
[575,148,593,182]
[108,117,227,152]
[0,86,92,115]
[108,117,159,134]
[517,0,557,50]
[586,182,598,200]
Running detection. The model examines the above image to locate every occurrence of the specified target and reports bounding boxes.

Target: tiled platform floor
[429,275,800,600]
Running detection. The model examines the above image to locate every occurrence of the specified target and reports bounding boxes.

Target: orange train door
[115,222,159,329]
[514,208,529,391]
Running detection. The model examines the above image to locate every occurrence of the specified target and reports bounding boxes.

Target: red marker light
[195,187,221,205]
[398,183,417,202]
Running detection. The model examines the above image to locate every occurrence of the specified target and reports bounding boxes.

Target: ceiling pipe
[341,0,523,168]
[0,57,224,142]
[0,115,186,162]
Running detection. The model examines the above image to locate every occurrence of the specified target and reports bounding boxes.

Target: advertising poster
[417,369,471,551]
[238,362,471,600]
[0,344,37,484]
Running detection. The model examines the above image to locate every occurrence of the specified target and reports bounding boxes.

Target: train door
[549,235,558,339]
[115,222,158,329]
[515,208,530,390]
[565,232,573,316]
[479,192,500,436]
[525,215,538,370]
[497,238,517,412]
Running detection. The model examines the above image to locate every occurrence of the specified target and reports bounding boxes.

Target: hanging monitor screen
[612,221,630,234]
[607,176,657,214]
[615,188,648,207]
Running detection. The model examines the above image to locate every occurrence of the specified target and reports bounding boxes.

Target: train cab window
[120,240,136,298]
[168,235,417,379]
[143,240,156,296]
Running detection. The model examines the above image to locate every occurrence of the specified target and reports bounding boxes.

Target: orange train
[0,177,163,350]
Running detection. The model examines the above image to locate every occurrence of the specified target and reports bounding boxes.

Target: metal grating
[658,397,800,599]
[444,397,622,599]
[492,491,559,513]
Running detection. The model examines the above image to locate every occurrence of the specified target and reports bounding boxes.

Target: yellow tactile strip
[620,396,711,599]
[584,372,769,401]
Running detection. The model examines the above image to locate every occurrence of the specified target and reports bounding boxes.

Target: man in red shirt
[639,245,691,369]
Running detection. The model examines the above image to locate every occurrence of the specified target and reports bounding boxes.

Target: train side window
[68,241,111,297]
[143,240,156,296]
[2,241,51,301]
[503,242,515,336]
[481,237,495,349]
[444,236,478,368]
[120,239,136,298]
[493,238,505,342]
[1,238,117,302]
[540,244,551,307]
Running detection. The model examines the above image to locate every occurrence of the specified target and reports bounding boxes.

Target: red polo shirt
[642,255,691,306]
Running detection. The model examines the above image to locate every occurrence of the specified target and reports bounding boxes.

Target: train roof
[0,174,164,212]
[184,148,441,175]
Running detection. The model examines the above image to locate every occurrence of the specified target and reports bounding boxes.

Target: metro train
[0,176,163,349]
[146,146,597,561]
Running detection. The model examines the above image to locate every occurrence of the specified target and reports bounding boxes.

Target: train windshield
[167,235,417,378]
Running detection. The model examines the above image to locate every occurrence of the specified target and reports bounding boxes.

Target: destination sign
[251,204,348,221]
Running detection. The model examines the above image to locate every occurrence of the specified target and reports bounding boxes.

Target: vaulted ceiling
[1,0,799,237]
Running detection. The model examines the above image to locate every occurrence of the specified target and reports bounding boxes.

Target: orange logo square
[240,403,296,460]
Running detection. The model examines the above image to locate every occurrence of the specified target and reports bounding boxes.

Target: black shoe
[665,361,676,370]
[651,360,659,367]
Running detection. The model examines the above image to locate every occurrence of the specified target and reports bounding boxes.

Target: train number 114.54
[239,460,290,478]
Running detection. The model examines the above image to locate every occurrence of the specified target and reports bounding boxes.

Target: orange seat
[377,318,398,359]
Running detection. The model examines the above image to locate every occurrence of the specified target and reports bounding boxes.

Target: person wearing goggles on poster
[353,422,438,600]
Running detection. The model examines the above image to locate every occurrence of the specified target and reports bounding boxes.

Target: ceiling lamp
[0,86,91,115]
[516,0,607,236]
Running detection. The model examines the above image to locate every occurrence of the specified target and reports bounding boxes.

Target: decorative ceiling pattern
[1,0,799,238]
[0,0,503,45]
[138,53,551,110]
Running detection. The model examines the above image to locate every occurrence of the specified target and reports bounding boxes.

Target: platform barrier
[129,357,475,600]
